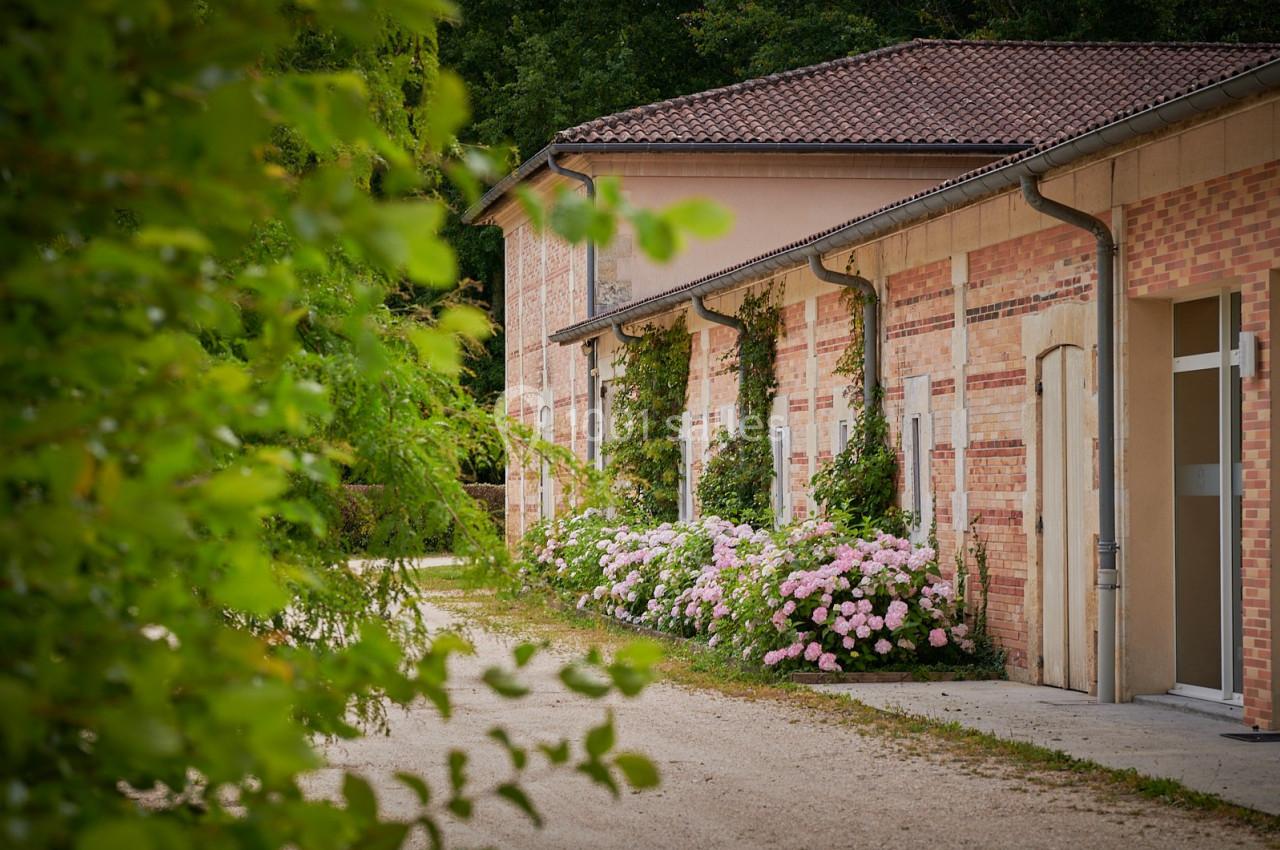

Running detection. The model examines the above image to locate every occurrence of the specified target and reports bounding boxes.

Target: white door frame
[1169,289,1242,705]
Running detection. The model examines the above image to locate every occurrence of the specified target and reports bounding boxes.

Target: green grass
[416,567,1280,843]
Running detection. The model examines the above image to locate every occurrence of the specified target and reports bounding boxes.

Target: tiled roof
[548,45,1280,342]
[556,40,1280,147]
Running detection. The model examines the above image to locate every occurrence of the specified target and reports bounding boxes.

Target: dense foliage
[811,389,904,534]
[0,2,744,846]
[525,512,978,674]
[811,277,901,532]
[695,433,779,528]
[606,318,693,522]
[696,288,783,526]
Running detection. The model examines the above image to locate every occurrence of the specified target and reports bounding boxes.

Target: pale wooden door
[1041,345,1089,691]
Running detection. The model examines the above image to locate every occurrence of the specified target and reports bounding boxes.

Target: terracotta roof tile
[556,39,1280,147]
[548,43,1280,340]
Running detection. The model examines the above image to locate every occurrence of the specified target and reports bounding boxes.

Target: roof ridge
[553,38,1280,143]
[914,37,1280,48]
[553,39,919,142]
[547,51,1280,341]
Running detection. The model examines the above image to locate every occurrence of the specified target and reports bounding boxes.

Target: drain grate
[1221,732,1280,743]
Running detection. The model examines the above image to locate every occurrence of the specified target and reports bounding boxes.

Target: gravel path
[303,597,1272,849]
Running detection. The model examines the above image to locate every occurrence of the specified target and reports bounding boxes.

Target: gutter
[463,141,1029,224]
[1020,176,1119,705]
[807,256,878,403]
[547,55,1280,345]
[690,294,746,423]
[545,153,600,463]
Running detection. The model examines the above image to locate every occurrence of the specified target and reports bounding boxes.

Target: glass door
[1171,291,1243,703]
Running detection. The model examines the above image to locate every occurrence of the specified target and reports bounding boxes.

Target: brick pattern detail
[1126,161,1280,728]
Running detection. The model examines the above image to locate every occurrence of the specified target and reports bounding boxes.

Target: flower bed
[522,510,976,674]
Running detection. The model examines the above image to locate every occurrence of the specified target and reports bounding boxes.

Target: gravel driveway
[303,597,1272,849]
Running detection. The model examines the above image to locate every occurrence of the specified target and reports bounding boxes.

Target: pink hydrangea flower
[840,600,856,617]
[842,636,856,650]
[812,606,828,624]
[868,615,884,631]
[874,639,893,655]
[855,624,871,639]
[818,652,841,672]
[928,628,948,648]
[804,641,823,662]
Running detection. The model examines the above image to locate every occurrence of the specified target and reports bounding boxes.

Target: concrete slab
[809,679,1280,815]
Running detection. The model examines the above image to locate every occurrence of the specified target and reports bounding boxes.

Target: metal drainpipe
[547,154,600,463]
[611,321,642,344]
[807,255,878,403]
[691,293,746,425]
[1020,176,1118,704]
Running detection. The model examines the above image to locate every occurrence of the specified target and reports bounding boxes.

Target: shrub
[811,388,902,533]
[525,512,976,673]
[463,482,506,528]
[338,484,464,555]
[695,432,775,528]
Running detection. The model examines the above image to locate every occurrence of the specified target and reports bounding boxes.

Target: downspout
[691,293,746,425]
[547,154,600,463]
[1020,176,1118,705]
[807,255,878,403]
[611,321,643,344]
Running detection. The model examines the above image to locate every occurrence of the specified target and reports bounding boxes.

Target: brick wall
[504,157,1280,727]
[1126,160,1280,728]
[503,222,591,546]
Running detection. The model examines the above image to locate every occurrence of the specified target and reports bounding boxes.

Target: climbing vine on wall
[697,286,783,526]
[730,287,784,428]
[606,317,692,522]
[811,269,903,532]
[833,284,868,402]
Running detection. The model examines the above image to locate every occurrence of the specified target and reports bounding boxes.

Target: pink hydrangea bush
[523,513,975,673]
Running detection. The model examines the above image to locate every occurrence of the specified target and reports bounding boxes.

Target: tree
[0,1,736,846]
[439,0,1280,412]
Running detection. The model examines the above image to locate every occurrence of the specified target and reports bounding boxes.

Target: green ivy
[734,288,784,427]
[697,287,782,525]
[811,276,902,532]
[832,284,869,400]
[606,318,692,522]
